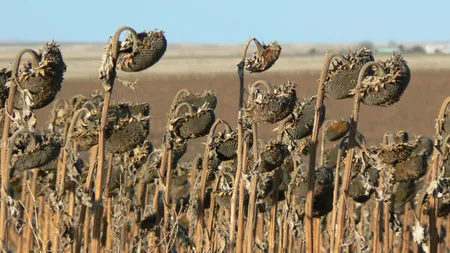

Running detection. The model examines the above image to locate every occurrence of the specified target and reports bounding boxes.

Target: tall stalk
[196,119,229,252]
[269,170,280,252]
[429,97,450,253]
[206,176,220,252]
[244,80,273,252]
[103,153,114,251]
[245,174,259,253]
[383,198,390,253]
[53,108,90,251]
[23,170,39,253]
[282,156,300,251]
[230,37,255,252]
[187,157,200,241]
[92,26,139,253]
[163,149,174,238]
[334,62,386,253]
[0,49,39,250]
[236,140,249,253]
[329,136,348,251]
[152,146,168,252]
[17,170,29,252]
[372,132,395,253]
[305,52,348,253]
[74,144,98,253]
[401,205,410,253]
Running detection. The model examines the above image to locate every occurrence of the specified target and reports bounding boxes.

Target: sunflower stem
[429,96,450,253]
[306,52,347,253]
[0,49,39,250]
[93,26,139,253]
[334,61,385,253]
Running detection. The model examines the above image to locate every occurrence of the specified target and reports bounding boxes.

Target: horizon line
[0,40,450,46]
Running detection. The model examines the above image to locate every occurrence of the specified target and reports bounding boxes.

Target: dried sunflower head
[11,129,62,172]
[392,181,416,214]
[393,135,433,182]
[126,140,153,170]
[245,40,281,73]
[71,108,111,151]
[256,173,278,203]
[259,141,290,173]
[170,103,215,140]
[394,156,427,182]
[212,131,239,161]
[106,102,150,153]
[294,166,334,218]
[360,53,411,107]
[13,42,66,110]
[324,48,374,99]
[415,177,450,217]
[171,167,191,213]
[211,127,253,161]
[116,29,167,72]
[283,96,325,140]
[348,167,379,203]
[173,90,217,113]
[194,155,222,188]
[374,141,416,166]
[105,161,122,197]
[246,81,297,124]
[215,166,237,209]
[139,208,157,231]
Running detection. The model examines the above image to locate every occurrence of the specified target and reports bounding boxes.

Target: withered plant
[2,27,449,253]
[231,37,282,253]
[94,25,166,253]
[0,43,65,250]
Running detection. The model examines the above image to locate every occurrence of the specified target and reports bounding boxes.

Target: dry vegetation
[0,26,449,253]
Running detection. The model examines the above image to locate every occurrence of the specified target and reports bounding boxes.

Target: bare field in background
[31,69,450,162]
[1,43,450,78]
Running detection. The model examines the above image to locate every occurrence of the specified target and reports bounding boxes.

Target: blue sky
[2,0,449,44]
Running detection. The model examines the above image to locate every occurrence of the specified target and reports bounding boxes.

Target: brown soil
[33,70,450,162]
